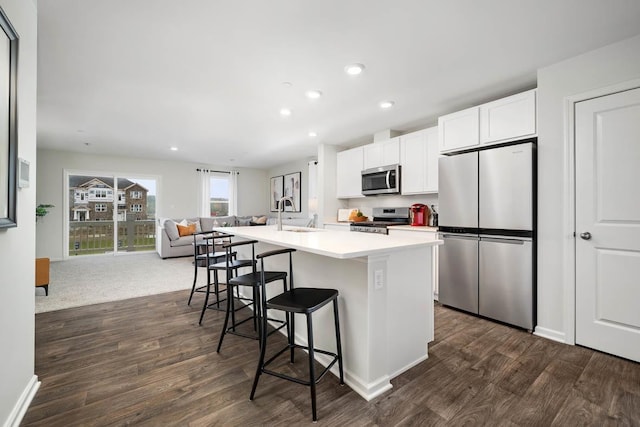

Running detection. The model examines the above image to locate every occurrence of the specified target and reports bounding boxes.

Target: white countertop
[212,225,442,259]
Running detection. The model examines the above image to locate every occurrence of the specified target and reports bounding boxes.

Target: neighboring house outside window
[69,177,149,221]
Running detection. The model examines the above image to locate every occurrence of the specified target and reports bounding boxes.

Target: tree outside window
[210,176,229,216]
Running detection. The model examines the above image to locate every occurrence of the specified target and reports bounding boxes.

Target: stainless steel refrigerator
[438,141,536,330]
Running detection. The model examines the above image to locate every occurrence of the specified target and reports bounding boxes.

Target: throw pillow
[177,222,196,237]
[252,215,267,224]
[164,220,180,241]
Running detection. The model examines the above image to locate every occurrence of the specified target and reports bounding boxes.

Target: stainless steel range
[350,207,410,234]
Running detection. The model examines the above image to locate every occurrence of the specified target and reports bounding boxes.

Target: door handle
[580,232,592,240]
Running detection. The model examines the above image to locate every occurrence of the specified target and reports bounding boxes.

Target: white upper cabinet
[336,146,364,198]
[363,137,400,170]
[438,106,480,153]
[438,89,537,154]
[480,89,537,144]
[401,127,439,194]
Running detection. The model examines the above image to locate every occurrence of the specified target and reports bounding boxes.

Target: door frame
[562,77,640,345]
[63,169,161,259]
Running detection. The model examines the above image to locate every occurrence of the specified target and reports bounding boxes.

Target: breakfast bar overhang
[213,225,443,401]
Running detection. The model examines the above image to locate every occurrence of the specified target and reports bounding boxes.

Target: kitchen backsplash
[345,194,438,218]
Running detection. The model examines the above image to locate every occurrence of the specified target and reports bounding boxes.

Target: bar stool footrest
[262,343,339,386]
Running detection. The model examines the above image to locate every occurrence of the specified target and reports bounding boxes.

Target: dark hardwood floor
[24,291,640,426]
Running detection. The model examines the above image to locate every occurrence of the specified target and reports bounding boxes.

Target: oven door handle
[385,171,391,189]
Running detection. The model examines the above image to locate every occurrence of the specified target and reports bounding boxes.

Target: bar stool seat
[199,238,255,325]
[250,248,344,422]
[188,231,232,306]
[216,244,289,351]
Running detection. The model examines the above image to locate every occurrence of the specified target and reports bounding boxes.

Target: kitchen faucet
[277,196,296,231]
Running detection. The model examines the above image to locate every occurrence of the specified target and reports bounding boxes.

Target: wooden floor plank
[23,292,640,426]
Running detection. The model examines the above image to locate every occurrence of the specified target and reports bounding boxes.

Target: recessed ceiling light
[379,100,395,109]
[282,82,292,87]
[306,90,322,99]
[308,131,318,137]
[345,63,365,75]
[170,146,178,151]
[280,108,292,117]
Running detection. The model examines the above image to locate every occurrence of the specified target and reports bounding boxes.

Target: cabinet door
[336,146,364,198]
[424,127,439,192]
[400,127,438,194]
[400,130,426,194]
[438,106,479,153]
[363,138,400,169]
[480,89,536,144]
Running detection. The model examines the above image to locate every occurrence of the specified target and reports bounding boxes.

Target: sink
[284,228,318,233]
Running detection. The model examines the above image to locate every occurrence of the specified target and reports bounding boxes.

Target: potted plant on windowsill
[35,204,54,295]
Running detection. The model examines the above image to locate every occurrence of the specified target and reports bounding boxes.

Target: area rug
[35,252,196,313]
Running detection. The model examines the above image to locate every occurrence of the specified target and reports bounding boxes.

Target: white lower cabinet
[336,146,364,198]
[400,126,439,194]
[387,228,439,299]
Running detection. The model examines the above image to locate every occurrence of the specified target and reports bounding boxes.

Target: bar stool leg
[199,277,211,325]
[250,298,268,400]
[333,298,344,384]
[289,314,295,363]
[216,281,233,352]
[188,258,198,305]
[306,314,317,422]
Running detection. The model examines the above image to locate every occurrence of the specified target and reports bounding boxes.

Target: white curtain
[229,171,239,215]
[197,169,211,217]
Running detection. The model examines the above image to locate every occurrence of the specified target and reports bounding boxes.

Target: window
[95,203,107,212]
[210,175,230,216]
[130,204,143,212]
[130,190,142,199]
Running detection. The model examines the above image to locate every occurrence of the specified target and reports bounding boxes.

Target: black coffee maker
[430,205,438,227]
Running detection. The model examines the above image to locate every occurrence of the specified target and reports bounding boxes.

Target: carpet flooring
[35,252,195,313]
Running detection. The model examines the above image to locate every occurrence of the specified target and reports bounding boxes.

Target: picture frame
[0,9,18,229]
[270,175,283,212]
[283,171,301,212]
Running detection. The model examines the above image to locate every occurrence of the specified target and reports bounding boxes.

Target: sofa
[157,215,314,259]
[157,215,261,259]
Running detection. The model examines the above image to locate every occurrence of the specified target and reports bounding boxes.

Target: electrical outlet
[374,269,384,289]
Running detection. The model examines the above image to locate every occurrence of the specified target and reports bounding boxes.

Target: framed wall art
[270,175,283,212]
[283,171,301,212]
[0,9,18,229]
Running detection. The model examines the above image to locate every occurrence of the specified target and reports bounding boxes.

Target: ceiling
[37,0,640,169]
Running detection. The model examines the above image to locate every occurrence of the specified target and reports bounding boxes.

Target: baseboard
[534,326,566,343]
[3,375,40,427]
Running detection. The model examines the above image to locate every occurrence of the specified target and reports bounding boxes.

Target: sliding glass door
[67,173,157,256]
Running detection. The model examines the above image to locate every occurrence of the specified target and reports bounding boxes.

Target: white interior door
[575,87,640,362]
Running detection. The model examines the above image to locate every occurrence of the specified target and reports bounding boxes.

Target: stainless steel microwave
[361,164,401,195]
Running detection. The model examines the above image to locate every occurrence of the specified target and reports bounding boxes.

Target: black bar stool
[249,248,344,422]
[216,242,289,352]
[187,231,230,306]
[199,237,254,325]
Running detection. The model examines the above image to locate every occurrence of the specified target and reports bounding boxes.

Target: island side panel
[246,242,374,398]
[384,245,434,377]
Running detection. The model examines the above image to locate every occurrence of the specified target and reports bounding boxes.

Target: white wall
[536,34,640,340]
[266,157,315,219]
[344,194,439,221]
[36,149,267,259]
[0,0,38,425]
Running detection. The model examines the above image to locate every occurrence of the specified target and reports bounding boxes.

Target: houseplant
[35,204,54,295]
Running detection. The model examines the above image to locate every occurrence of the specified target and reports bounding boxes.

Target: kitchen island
[212,225,442,401]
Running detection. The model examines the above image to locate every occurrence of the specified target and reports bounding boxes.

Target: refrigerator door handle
[441,234,480,241]
[480,237,526,245]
